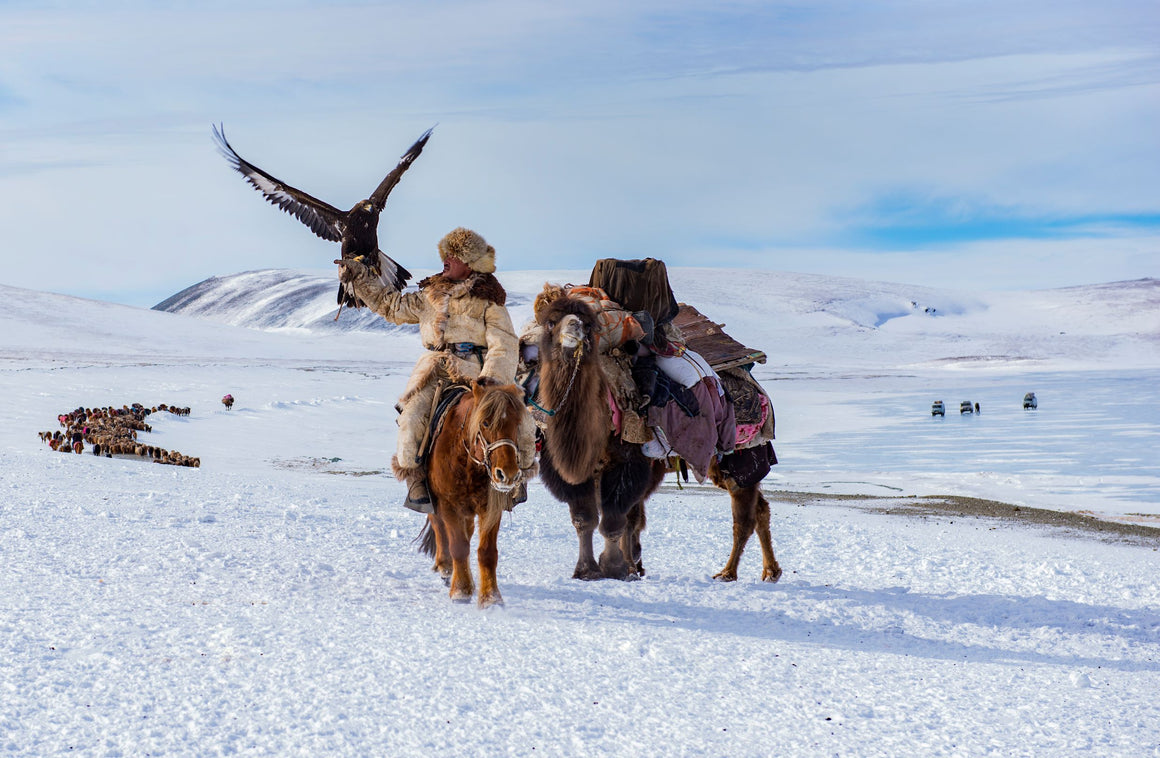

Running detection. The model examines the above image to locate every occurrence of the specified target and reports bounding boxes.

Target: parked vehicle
[931,400,945,417]
[960,401,974,414]
[1024,392,1038,409]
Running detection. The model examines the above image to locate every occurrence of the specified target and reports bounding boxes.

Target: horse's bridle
[463,427,523,493]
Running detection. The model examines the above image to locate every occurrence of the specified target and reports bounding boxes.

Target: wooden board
[672,303,766,372]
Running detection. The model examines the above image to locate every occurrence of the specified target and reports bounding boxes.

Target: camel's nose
[560,314,584,348]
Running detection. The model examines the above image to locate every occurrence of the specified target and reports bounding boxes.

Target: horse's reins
[528,339,584,418]
[461,421,523,492]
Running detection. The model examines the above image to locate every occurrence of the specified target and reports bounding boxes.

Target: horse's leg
[476,511,503,608]
[442,510,475,602]
[429,513,453,584]
[713,483,758,582]
[753,489,782,582]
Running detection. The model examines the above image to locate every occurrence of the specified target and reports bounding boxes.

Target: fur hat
[438,227,496,274]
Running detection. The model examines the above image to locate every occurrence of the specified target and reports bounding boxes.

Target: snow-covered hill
[154,268,1160,371]
[153,269,416,333]
[3,270,1159,756]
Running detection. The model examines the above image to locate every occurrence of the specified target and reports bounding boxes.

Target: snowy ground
[2,272,1158,756]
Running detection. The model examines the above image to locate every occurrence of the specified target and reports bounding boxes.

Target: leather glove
[334,258,368,284]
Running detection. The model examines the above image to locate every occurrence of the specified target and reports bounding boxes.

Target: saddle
[417,382,469,466]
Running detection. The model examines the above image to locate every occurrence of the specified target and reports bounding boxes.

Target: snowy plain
[2,269,1158,756]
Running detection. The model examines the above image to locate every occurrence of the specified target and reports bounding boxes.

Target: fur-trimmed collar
[417,272,507,306]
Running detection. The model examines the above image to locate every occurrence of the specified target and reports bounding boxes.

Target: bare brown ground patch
[766,489,1160,547]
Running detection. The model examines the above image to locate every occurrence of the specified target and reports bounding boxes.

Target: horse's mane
[467,379,524,440]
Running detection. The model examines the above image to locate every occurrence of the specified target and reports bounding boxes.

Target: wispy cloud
[839,192,1160,248]
[0,1,1156,304]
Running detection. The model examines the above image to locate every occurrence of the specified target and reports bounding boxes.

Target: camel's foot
[598,557,637,581]
[573,558,603,581]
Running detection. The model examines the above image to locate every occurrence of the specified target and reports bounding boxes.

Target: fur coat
[351,272,520,404]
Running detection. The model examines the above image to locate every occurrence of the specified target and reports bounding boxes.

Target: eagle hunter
[212,124,433,312]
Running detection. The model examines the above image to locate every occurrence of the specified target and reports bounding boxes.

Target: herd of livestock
[37,402,201,467]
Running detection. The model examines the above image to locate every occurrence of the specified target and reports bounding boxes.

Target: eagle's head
[347,200,379,231]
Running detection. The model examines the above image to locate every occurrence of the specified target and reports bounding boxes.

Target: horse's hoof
[762,566,783,583]
[478,594,505,609]
[712,570,738,582]
[450,589,473,603]
[573,567,603,581]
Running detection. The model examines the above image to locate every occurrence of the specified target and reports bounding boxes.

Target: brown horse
[419,376,533,607]
[537,294,782,583]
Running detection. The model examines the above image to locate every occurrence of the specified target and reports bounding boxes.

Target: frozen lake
[761,369,1160,517]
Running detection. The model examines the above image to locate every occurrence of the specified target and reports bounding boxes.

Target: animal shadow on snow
[512,581,1160,674]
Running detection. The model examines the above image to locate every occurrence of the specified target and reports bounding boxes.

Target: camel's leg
[596,504,633,580]
[714,484,758,582]
[429,513,453,584]
[443,511,475,602]
[625,460,663,577]
[476,515,504,609]
[602,456,664,580]
[620,502,646,577]
[569,492,602,580]
[754,490,782,582]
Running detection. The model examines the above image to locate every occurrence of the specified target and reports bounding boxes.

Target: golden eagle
[212,124,433,311]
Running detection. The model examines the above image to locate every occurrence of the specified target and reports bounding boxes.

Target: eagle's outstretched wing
[368,127,434,211]
[212,124,346,242]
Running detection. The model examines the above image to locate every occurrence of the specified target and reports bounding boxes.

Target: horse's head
[468,376,529,493]
[538,295,598,360]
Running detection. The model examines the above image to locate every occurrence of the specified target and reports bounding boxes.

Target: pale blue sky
[1,0,1157,306]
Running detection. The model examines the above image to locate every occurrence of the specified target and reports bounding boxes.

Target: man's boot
[404,475,434,514]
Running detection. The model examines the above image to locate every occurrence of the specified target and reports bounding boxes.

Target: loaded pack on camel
[521,257,781,583]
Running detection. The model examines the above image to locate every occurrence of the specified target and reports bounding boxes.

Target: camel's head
[558,314,584,349]
[539,295,597,359]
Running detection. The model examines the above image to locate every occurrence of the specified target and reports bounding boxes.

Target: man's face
[442,255,472,281]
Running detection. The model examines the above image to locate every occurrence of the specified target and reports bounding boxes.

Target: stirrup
[404,479,434,514]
